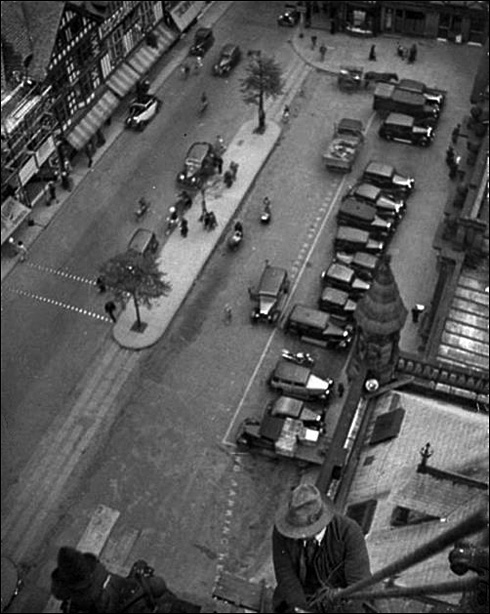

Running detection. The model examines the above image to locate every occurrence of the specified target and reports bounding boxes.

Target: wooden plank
[100,525,139,575]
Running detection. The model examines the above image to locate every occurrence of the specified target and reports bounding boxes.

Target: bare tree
[240,53,285,133]
[100,249,171,331]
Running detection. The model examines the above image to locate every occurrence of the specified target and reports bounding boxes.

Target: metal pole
[332,509,487,602]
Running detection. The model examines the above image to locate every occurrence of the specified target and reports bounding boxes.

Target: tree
[100,249,171,331]
[240,53,285,133]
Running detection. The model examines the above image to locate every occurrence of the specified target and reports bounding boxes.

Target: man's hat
[275,484,336,539]
[55,547,95,589]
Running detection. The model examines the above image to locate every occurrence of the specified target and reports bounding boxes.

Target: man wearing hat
[272,484,371,613]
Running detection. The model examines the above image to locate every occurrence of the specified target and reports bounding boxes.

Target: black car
[338,199,395,239]
[212,44,241,76]
[318,287,358,322]
[379,113,434,147]
[335,251,380,281]
[277,5,300,26]
[189,27,215,57]
[362,161,415,196]
[346,183,406,221]
[177,142,218,189]
[286,304,354,350]
[320,262,371,298]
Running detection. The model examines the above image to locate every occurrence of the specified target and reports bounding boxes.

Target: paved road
[2,1,484,610]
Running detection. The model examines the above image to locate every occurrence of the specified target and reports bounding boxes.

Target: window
[109,26,125,64]
[346,500,377,534]
[369,408,405,446]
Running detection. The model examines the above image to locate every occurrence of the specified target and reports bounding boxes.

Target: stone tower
[348,255,408,385]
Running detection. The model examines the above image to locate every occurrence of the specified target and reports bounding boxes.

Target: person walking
[272,483,371,613]
[180,217,189,238]
[451,123,461,145]
[223,303,233,324]
[408,43,417,63]
[311,35,317,50]
[215,155,223,174]
[337,382,345,398]
[319,43,327,61]
[369,44,377,61]
[47,180,58,206]
[95,276,106,293]
[104,300,117,323]
[15,240,28,262]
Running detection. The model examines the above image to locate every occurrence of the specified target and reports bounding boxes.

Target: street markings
[26,262,98,287]
[4,286,111,322]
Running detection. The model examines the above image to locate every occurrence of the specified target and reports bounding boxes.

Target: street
[1,1,484,609]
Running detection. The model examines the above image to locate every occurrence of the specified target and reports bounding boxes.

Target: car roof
[187,142,212,159]
[337,226,370,241]
[259,264,287,292]
[221,43,238,54]
[354,183,381,200]
[320,287,351,304]
[398,78,425,91]
[365,162,395,177]
[338,118,364,133]
[289,304,330,327]
[196,27,212,37]
[385,112,415,126]
[128,228,154,251]
[271,396,304,419]
[274,361,310,382]
[326,262,356,282]
[392,89,426,106]
[352,252,379,268]
[340,199,377,222]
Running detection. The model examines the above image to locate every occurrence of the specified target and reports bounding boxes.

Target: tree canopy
[240,54,284,132]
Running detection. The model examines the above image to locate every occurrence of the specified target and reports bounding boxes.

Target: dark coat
[272,514,371,612]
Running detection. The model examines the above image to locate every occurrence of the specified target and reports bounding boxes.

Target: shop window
[469,15,485,44]
[109,26,125,64]
[140,1,154,31]
[404,10,425,36]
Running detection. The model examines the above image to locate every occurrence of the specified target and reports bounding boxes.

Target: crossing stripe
[25,262,97,286]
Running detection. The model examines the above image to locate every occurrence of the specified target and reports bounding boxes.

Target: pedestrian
[311,35,317,50]
[85,145,93,168]
[104,300,117,323]
[15,240,28,262]
[195,55,203,72]
[223,169,234,188]
[449,159,459,180]
[180,217,189,238]
[337,382,345,398]
[411,304,425,323]
[408,43,417,63]
[224,303,233,324]
[451,123,461,145]
[272,483,371,614]
[214,134,225,156]
[95,276,106,293]
[215,155,223,174]
[446,145,456,167]
[47,180,58,205]
[319,43,327,61]
[369,44,377,61]
[207,211,217,230]
[229,161,239,181]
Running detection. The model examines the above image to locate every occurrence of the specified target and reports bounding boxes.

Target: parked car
[337,199,395,239]
[268,360,334,402]
[373,83,440,123]
[362,161,415,196]
[177,142,218,189]
[334,251,380,281]
[318,287,358,322]
[125,95,161,130]
[346,183,406,221]
[127,229,159,257]
[320,262,371,298]
[379,113,434,147]
[250,263,290,324]
[285,304,354,349]
[268,396,324,429]
[323,118,364,173]
[397,78,446,109]
[189,27,215,56]
[335,226,386,255]
[212,43,241,76]
[277,5,300,26]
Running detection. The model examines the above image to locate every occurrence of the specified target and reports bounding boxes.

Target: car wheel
[138,121,147,132]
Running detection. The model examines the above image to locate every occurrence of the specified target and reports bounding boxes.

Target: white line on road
[221,176,349,447]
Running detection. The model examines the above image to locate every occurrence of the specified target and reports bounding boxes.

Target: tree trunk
[257,90,266,134]
[133,293,142,328]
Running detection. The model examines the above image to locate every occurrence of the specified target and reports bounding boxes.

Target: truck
[397,78,446,109]
[323,118,364,173]
[373,83,440,123]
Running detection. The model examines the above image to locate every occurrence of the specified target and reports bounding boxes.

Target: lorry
[373,83,440,123]
[323,118,364,173]
[397,78,446,109]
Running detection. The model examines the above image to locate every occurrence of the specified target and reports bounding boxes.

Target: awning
[106,62,140,98]
[65,91,119,150]
[126,23,177,76]
[1,197,31,245]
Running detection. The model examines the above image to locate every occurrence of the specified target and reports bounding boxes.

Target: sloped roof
[1,1,65,85]
[345,391,489,605]
[355,255,408,336]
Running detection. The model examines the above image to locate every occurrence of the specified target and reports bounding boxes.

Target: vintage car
[334,251,380,281]
[346,183,406,222]
[177,142,217,189]
[318,287,358,321]
[189,27,215,56]
[323,118,364,173]
[125,95,161,130]
[320,262,371,298]
[338,199,395,239]
[362,161,415,196]
[127,229,159,257]
[285,304,354,349]
[268,360,334,402]
[212,44,241,76]
[335,226,386,255]
[338,66,364,92]
[277,4,300,26]
[397,78,446,109]
[250,263,290,324]
[379,113,434,147]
